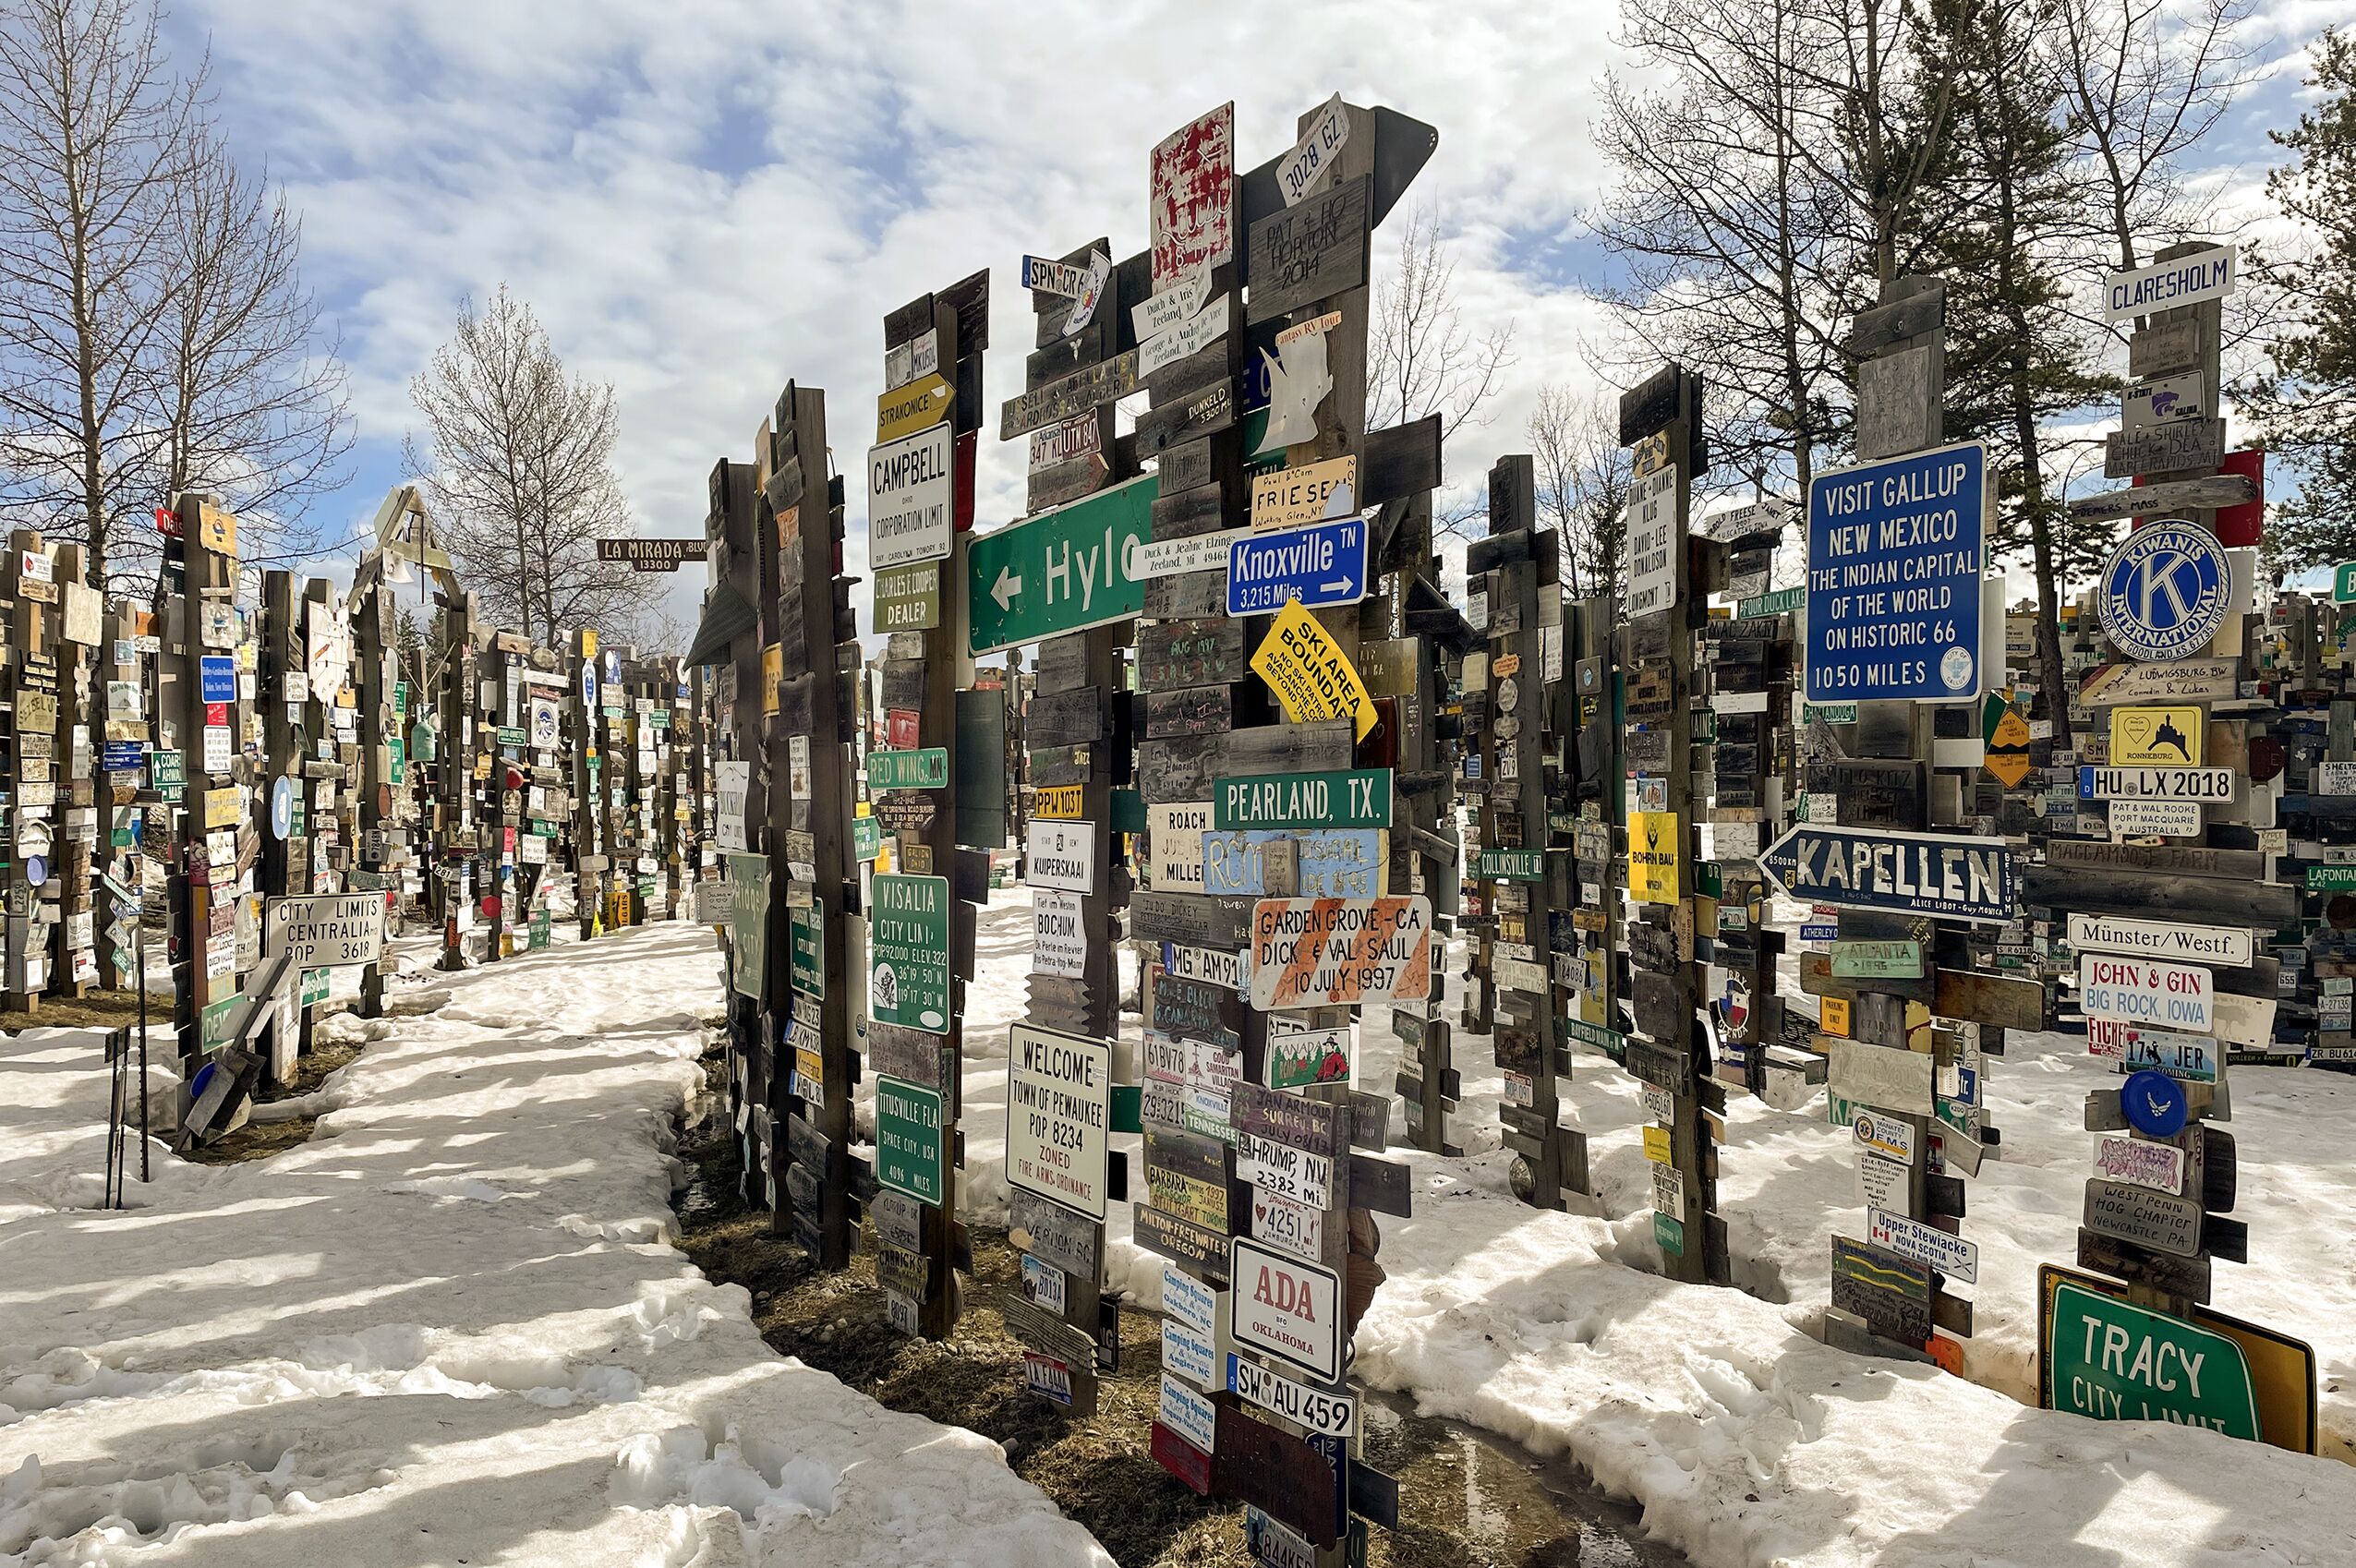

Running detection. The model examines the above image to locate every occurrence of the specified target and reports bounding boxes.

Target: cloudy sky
[166,0,2353,633]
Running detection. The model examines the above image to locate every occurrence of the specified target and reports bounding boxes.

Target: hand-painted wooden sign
[1245,175,1371,325]
[1151,103,1235,294]
[1203,826,1383,898]
[1246,896,1433,1009]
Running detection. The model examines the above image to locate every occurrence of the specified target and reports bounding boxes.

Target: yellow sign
[1630,429,1671,478]
[1250,599,1375,740]
[582,630,598,657]
[1986,706,2034,788]
[1628,811,1681,905]
[1641,1125,1673,1164]
[761,643,782,715]
[1821,996,1852,1038]
[1250,454,1358,531]
[195,501,236,556]
[1034,784,1084,819]
[203,785,240,828]
[2110,705,2204,766]
[876,372,953,441]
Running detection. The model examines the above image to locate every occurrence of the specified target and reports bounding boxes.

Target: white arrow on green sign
[967,473,1158,654]
[2336,561,2356,604]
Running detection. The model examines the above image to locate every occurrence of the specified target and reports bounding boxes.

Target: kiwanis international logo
[2096,519,2229,663]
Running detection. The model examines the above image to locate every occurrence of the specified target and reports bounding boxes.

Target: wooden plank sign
[1246,175,1371,325]
[1247,896,1432,1009]
[1151,103,1236,294]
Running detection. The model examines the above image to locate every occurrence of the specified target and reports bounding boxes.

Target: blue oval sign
[2096,520,2229,663]
[2120,1068,2189,1140]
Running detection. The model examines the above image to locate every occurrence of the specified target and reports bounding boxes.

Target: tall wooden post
[355,561,399,1015]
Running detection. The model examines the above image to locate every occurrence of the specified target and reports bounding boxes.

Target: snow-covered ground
[0,921,1108,1568]
[932,889,2356,1567]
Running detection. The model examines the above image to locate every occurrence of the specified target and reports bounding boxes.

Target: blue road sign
[102,742,144,773]
[1227,517,1367,616]
[199,655,236,704]
[1805,440,1987,703]
[1759,823,2013,925]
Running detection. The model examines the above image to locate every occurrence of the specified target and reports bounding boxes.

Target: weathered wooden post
[45,542,103,1001]
[1616,366,1727,1286]
[6,530,58,1013]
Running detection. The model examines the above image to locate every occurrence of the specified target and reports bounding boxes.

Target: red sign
[887,708,921,750]
[1149,103,1236,294]
[2215,447,2265,546]
[204,702,228,726]
[1149,1419,1212,1495]
[154,506,181,537]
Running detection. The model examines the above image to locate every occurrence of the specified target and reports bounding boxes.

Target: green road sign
[151,752,185,790]
[876,1077,946,1205]
[200,993,239,1051]
[967,473,1158,654]
[2307,866,2356,891]
[728,852,769,998]
[869,748,948,791]
[791,903,824,998]
[300,968,330,1007]
[875,561,942,632]
[2337,561,2356,603]
[1738,585,1803,620]
[870,874,950,1032]
[1476,849,1545,882]
[1214,769,1392,830]
[2046,1279,2258,1440]
[854,815,883,862]
[1804,702,1859,724]
[1653,1212,1685,1256]
[528,906,551,951]
[496,726,526,747]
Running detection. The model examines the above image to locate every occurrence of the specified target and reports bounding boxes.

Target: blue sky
[164,0,2354,631]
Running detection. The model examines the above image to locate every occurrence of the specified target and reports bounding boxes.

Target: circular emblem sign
[270,777,294,840]
[2120,1068,2189,1140]
[2096,520,2229,663]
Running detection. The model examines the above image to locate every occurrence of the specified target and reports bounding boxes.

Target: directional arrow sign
[1759,823,2013,925]
[1227,517,1367,616]
[968,473,1158,654]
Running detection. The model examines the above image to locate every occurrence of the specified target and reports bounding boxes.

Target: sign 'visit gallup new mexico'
[1805,441,1987,704]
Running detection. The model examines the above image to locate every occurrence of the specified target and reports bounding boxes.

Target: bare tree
[0,0,199,594]
[1526,382,1629,602]
[146,120,348,573]
[1366,205,1516,440]
[405,285,644,644]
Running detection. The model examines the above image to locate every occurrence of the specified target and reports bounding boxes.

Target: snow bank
[0,921,1108,1567]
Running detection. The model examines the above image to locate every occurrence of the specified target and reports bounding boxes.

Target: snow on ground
[924,889,2356,1566]
[0,920,1108,1568]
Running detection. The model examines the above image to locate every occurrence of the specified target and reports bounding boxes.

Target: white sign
[1867,1206,1979,1285]
[1228,1351,1356,1438]
[1238,1132,1332,1210]
[2322,761,2356,796]
[528,695,561,750]
[1162,1316,1217,1386]
[1129,526,1246,581]
[1856,1151,1908,1211]
[2095,1135,2187,1195]
[866,423,955,569]
[1165,943,1242,991]
[1246,896,1434,1010]
[1623,464,1678,620]
[2079,954,2214,1032]
[1032,889,1087,978]
[1159,1372,1217,1453]
[1274,92,1350,206]
[1149,802,1213,891]
[1853,1109,1916,1164]
[2121,374,2208,430]
[2066,912,2252,969]
[1025,819,1097,892]
[305,602,351,698]
[1137,292,1230,380]
[2079,766,2233,801]
[262,893,386,968]
[1164,1263,1219,1339]
[1028,411,1101,473]
[1131,264,1212,342]
[1229,1235,1342,1381]
[1249,1186,1327,1265]
[884,328,938,391]
[2103,246,2234,321]
[716,761,750,852]
[1005,1023,1112,1220]
[2108,799,2202,838]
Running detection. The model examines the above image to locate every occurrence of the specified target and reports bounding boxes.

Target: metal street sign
[869,874,949,1032]
[2338,561,2356,605]
[1214,769,1390,830]
[1247,896,1434,1009]
[262,893,386,968]
[867,422,955,571]
[1229,1236,1342,1381]
[2044,1276,2255,1436]
[1226,518,1367,616]
[2067,912,2252,969]
[967,473,1158,653]
[873,561,941,632]
[1006,1023,1114,1220]
[2103,246,2234,321]
[595,537,709,572]
[1805,441,1987,703]
[876,1077,946,1205]
[868,748,948,791]
[1759,823,2012,925]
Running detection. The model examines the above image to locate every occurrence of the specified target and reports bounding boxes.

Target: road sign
[2067,912,2251,968]
[199,655,236,703]
[1759,823,2012,925]
[2337,562,2356,604]
[1805,441,1987,703]
[876,372,952,441]
[1005,1023,1114,1220]
[2096,520,2229,663]
[876,1077,946,1205]
[2103,246,2234,321]
[1247,896,1433,1009]
[870,874,949,1033]
[868,748,948,790]
[868,422,954,571]
[262,893,386,968]
[874,561,941,632]
[1250,598,1374,740]
[967,473,1158,654]
[1230,1236,1342,1381]
[2077,765,2233,801]
[1226,518,1367,616]
[594,537,708,571]
[1214,769,1390,830]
